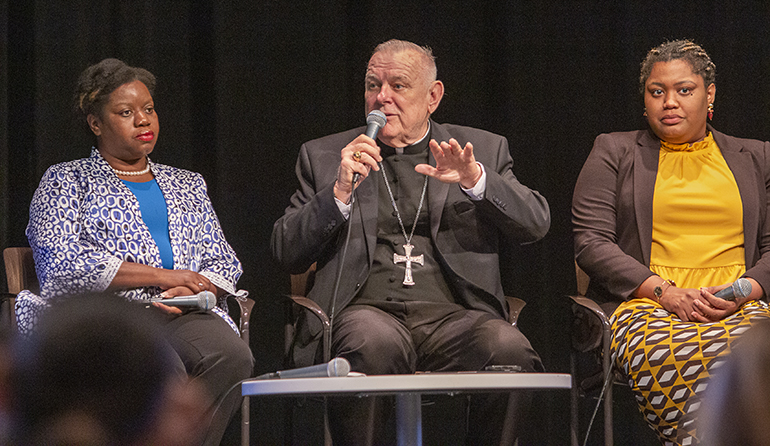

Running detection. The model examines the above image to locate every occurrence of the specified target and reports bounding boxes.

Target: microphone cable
[321,187,360,446]
[581,308,645,446]
[325,110,385,360]
[582,356,615,446]
[325,185,358,361]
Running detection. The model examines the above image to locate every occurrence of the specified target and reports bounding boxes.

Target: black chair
[284,263,528,365]
[276,263,529,445]
[281,264,332,445]
[568,263,617,446]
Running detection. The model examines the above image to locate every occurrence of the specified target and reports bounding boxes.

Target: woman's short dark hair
[74,58,156,121]
[639,39,716,94]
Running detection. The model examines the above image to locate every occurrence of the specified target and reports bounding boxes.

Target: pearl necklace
[112,158,151,176]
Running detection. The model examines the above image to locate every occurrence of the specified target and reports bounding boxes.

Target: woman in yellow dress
[572,39,770,445]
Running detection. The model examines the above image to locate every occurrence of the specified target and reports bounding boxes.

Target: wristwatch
[653,279,676,301]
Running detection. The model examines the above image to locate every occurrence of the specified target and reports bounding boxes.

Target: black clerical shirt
[354,133,456,305]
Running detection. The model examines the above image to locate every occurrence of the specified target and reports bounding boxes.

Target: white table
[241,372,571,446]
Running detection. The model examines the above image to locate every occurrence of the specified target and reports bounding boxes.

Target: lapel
[151,165,182,267]
[633,130,659,266]
[355,164,380,266]
[711,127,760,265]
[92,149,166,268]
[426,120,451,239]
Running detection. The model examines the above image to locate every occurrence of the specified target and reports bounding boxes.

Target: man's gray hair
[372,39,437,84]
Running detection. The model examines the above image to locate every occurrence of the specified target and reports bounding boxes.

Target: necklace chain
[378,161,428,245]
[112,157,151,176]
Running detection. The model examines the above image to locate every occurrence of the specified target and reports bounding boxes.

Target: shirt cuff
[335,197,351,219]
[461,163,487,201]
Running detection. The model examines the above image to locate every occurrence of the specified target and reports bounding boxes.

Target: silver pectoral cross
[393,243,424,286]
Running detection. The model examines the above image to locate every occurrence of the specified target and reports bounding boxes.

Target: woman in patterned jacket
[15,58,253,446]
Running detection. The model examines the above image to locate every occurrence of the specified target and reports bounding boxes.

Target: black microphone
[714,278,752,301]
[256,357,351,379]
[149,290,216,310]
[352,110,387,184]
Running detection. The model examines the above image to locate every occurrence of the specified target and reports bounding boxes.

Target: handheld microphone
[714,278,752,301]
[256,357,351,379]
[352,110,387,184]
[365,109,387,140]
[149,290,216,310]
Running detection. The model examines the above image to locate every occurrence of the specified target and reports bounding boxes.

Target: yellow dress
[650,133,745,287]
[609,133,770,446]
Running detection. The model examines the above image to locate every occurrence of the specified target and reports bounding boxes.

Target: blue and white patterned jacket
[16,148,245,333]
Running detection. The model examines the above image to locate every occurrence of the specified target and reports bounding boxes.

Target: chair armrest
[285,294,331,362]
[568,295,610,321]
[229,295,255,341]
[4,247,38,294]
[0,293,15,302]
[286,295,330,327]
[505,296,526,327]
[567,294,611,352]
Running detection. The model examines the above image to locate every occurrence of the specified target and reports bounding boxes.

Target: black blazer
[272,120,550,364]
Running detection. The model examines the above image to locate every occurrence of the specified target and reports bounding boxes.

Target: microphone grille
[198,291,216,310]
[327,357,351,377]
[366,110,387,128]
[735,278,752,299]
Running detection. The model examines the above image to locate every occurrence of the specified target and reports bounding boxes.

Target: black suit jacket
[273,120,550,364]
[573,126,770,311]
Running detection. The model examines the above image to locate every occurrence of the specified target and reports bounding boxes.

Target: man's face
[364,49,442,148]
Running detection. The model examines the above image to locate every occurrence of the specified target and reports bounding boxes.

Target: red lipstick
[137,131,154,142]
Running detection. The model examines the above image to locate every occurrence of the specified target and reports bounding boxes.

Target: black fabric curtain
[3,1,770,443]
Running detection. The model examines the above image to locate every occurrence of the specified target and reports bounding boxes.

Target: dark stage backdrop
[2,1,770,444]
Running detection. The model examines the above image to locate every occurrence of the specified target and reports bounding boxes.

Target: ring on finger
[198,282,205,288]
[352,151,362,162]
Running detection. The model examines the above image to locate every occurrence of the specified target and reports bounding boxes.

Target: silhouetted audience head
[7,293,207,445]
[699,319,770,445]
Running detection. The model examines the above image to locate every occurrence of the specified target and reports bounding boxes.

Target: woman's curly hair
[639,39,716,94]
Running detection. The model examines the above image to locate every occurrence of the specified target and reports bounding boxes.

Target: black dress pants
[328,301,543,446]
[164,309,255,446]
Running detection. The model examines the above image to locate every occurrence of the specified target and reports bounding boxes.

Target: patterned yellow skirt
[610,298,770,445]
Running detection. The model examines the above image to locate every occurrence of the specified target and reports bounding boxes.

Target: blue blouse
[122,179,174,269]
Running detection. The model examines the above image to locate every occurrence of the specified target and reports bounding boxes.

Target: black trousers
[328,301,543,446]
[164,309,255,446]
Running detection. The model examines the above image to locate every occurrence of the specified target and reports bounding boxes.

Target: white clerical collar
[395,123,430,155]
